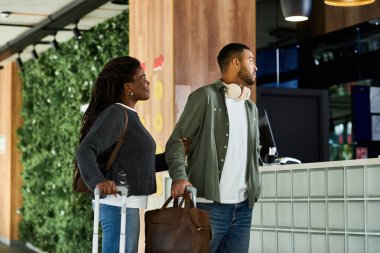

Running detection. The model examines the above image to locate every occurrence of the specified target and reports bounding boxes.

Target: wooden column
[129,1,174,252]
[129,1,256,252]
[173,0,256,101]
[130,0,257,131]
[129,0,174,153]
[0,62,23,244]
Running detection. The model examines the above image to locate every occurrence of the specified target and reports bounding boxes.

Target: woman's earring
[127,91,134,96]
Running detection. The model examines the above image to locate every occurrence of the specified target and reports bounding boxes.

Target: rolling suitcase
[92,186,129,253]
[145,186,211,253]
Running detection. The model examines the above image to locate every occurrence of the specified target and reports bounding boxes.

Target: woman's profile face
[130,67,150,101]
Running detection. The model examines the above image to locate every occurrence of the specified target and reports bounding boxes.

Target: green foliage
[18,11,129,253]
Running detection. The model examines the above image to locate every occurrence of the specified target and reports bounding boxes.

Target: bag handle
[104,106,129,173]
[181,192,195,209]
[161,192,195,210]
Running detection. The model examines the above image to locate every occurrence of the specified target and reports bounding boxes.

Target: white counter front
[250,158,380,253]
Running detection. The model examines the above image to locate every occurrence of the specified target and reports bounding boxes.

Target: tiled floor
[0,243,36,253]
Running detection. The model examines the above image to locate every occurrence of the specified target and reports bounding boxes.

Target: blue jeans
[98,204,139,253]
[197,199,252,253]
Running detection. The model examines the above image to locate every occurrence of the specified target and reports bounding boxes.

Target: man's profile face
[237,49,257,86]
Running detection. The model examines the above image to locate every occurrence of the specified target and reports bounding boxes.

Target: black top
[76,104,159,196]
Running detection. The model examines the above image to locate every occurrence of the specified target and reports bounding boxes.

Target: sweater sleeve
[155,153,168,172]
[76,105,125,192]
[165,88,207,181]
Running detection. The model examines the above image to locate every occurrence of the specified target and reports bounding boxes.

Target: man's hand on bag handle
[96,180,118,196]
[171,179,192,198]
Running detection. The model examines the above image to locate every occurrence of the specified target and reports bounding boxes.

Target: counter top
[259,157,380,172]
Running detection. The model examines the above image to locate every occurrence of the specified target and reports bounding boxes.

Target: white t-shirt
[219,97,248,203]
[94,195,148,208]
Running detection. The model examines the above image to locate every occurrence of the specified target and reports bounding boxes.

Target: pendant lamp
[324,0,375,6]
[280,0,312,22]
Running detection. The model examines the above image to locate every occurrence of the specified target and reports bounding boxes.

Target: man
[165,43,261,253]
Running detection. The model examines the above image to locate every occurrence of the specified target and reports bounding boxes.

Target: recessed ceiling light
[31,47,39,60]
[73,25,82,40]
[51,38,59,50]
[111,0,129,5]
[16,54,23,68]
[0,11,12,18]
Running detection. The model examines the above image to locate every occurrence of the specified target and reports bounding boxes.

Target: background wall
[129,1,175,251]
[173,0,256,91]
[129,1,257,252]
[2,0,379,252]
[299,0,380,38]
[129,0,174,156]
[0,62,23,244]
[325,1,380,33]
[14,12,131,253]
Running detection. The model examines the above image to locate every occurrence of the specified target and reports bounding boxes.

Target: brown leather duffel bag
[145,191,211,253]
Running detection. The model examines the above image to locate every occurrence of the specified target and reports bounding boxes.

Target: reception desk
[147,158,380,253]
[249,158,380,253]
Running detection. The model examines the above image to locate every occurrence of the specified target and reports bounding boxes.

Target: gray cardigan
[76,104,157,196]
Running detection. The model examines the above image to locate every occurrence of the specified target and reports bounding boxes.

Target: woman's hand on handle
[96,180,117,195]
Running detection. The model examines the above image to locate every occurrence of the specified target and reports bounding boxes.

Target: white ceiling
[0,0,295,66]
[0,0,128,65]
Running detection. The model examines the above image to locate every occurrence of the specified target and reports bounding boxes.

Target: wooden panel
[129,2,174,251]
[129,0,174,152]
[174,0,256,97]
[0,62,23,242]
[298,0,326,38]
[10,62,23,241]
[325,1,380,33]
[0,59,12,241]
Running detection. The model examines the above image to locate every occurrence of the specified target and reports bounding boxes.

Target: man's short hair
[217,43,251,72]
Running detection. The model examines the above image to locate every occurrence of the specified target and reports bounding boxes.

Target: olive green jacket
[165,80,261,208]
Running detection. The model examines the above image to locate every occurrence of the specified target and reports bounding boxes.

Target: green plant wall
[18,11,129,253]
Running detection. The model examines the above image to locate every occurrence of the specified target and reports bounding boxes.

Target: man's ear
[232,58,240,70]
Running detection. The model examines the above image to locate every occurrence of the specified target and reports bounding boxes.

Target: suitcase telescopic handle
[93,186,128,253]
[185,186,197,207]
[116,186,128,196]
[94,186,128,197]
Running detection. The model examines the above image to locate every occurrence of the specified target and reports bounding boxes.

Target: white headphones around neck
[224,83,251,100]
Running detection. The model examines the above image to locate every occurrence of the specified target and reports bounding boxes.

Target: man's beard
[238,70,255,85]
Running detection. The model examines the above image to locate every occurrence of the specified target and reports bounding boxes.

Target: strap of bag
[161,192,194,210]
[104,106,129,173]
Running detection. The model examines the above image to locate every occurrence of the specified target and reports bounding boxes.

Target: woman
[76,56,164,253]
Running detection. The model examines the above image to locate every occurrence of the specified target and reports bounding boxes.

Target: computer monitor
[258,109,302,165]
[256,87,328,163]
[259,110,277,163]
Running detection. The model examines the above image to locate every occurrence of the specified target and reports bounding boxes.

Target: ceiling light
[111,0,129,5]
[280,0,312,22]
[31,47,39,60]
[72,24,82,40]
[324,0,375,6]
[16,54,23,68]
[51,38,59,50]
[0,11,12,18]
